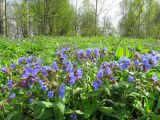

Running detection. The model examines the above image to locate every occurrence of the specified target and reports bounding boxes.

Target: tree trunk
[95,0,98,36]
[4,0,7,37]
[0,0,4,35]
[75,0,78,35]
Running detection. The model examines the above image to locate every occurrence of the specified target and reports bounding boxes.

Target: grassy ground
[0,36,160,66]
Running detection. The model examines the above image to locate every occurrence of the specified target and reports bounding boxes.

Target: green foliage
[119,0,160,39]
[13,0,74,37]
[0,36,160,120]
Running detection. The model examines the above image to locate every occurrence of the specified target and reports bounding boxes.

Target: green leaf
[36,101,56,108]
[99,107,121,120]
[37,108,54,120]
[75,110,84,115]
[6,111,18,120]
[116,48,124,58]
[82,100,98,118]
[56,101,65,114]
[98,107,114,114]
[125,48,130,57]
[65,108,73,114]
[128,92,145,98]
[132,100,145,114]
[5,111,19,120]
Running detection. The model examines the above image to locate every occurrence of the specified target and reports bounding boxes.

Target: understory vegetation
[0,37,160,120]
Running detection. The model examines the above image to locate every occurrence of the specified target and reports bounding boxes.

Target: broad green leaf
[125,48,130,57]
[75,110,84,115]
[56,101,65,114]
[65,108,73,114]
[37,108,54,120]
[98,107,114,113]
[5,111,19,120]
[116,48,124,58]
[36,101,56,108]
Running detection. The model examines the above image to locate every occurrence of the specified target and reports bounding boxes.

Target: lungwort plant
[0,47,160,120]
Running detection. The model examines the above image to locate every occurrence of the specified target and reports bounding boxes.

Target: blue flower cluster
[56,48,83,86]
[70,113,78,120]
[58,85,66,98]
[8,80,13,90]
[92,80,102,90]
[91,50,160,90]
[0,48,160,103]
[77,48,108,62]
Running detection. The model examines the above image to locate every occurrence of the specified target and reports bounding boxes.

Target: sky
[70,0,123,27]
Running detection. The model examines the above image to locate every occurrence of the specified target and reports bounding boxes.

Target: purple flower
[145,63,151,71]
[119,63,124,71]
[39,80,44,86]
[92,80,102,91]
[29,78,37,83]
[27,84,33,88]
[58,85,66,98]
[122,57,131,65]
[70,113,78,120]
[105,67,112,75]
[19,80,27,88]
[1,67,7,73]
[39,80,48,91]
[145,54,153,60]
[59,85,66,92]
[66,62,73,71]
[128,76,135,82]
[66,47,70,51]
[9,93,16,99]
[101,48,108,57]
[42,69,48,76]
[57,48,66,55]
[11,64,16,69]
[134,59,139,65]
[60,54,67,60]
[152,50,158,55]
[77,68,83,79]
[8,80,13,90]
[77,50,85,60]
[92,81,99,90]
[97,69,103,79]
[18,57,26,65]
[73,62,78,66]
[62,59,69,65]
[52,61,59,71]
[94,48,100,58]
[103,48,108,52]
[152,76,158,81]
[151,58,158,66]
[23,67,39,78]
[69,76,76,86]
[58,92,65,98]
[22,73,30,79]
[42,86,48,91]
[29,99,34,104]
[155,54,160,61]
[86,48,92,58]
[48,91,54,98]
[36,64,42,70]
[69,72,74,77]
[113,77,117,81]
[142,57,148,65]
[44,66,51,71]
[26,55,34,63]
[119,57,131,70]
